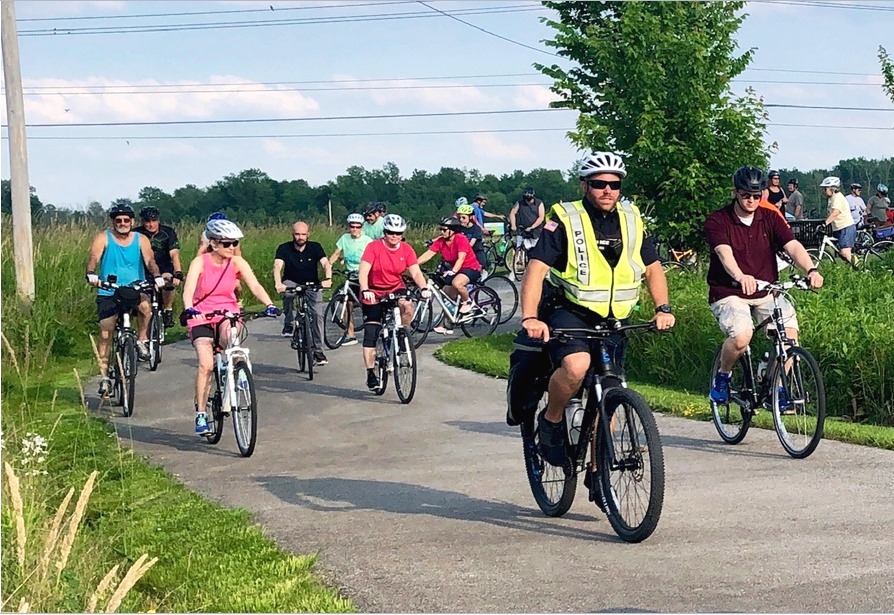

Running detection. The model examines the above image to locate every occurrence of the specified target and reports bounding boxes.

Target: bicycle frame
[210,313,253,413]
[423,278,482,327]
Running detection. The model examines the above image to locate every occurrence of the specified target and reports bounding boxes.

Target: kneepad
[363,322,383,348]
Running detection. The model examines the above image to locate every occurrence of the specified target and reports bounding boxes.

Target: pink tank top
[187,253,239,330]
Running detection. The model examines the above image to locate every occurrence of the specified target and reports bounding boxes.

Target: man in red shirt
[358,214,431,390]
[705,166,823,404]
[417,216,482,315]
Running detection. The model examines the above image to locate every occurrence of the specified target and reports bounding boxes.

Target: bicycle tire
[709,347,752,444]
[205,372,224,445]
[231,360,258,457]
[393,327,417,404]
[374,333,389,396]
[304,316,314,382]
[121,336,137,417]
[460,286,501,338]
[521,404,577,518]
[294,319,306,373]
[660,260,689,273]
[410,297,432,349]
[866,240,894,263]
[483,246,498,277]
[323,293,348,350]
[148,313,162,372]
[770,346,825,459]
[110,342,123,407]
[596,387,665,543]
[484,275,518,324]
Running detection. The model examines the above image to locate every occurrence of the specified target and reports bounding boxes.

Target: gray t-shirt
[868,195,891,223]
[785,191,804,219]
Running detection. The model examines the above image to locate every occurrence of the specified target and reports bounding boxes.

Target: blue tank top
[98,230,144,296]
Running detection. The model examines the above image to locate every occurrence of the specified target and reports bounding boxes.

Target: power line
[765,103,893,111]
[749,0,894,12]
[768,122,892,130]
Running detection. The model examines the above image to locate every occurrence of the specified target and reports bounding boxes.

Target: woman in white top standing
[820,176,856,264]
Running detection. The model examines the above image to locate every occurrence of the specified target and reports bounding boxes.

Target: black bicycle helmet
[733,166,767,193]
[139,205,160,221]
[439,216,463,230]
[786,178,799,187]
[523,187,535,198]
[768,169,780,179]
[473,193,487,202]
[374,201,387,213]
[108,200,135,218]
[362,202,378,216]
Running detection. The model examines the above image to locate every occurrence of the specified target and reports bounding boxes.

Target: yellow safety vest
[548,200,646,319]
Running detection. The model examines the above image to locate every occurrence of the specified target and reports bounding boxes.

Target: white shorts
[710,293,799,339]
[514,235,538,251]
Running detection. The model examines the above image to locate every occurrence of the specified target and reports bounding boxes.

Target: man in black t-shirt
[135,206,182,328]
[273,221,333,365]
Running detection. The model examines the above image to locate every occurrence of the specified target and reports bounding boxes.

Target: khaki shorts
[710,294,799,338]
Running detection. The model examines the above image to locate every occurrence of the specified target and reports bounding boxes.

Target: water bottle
[565,398,585,446]
[757,352,769,382]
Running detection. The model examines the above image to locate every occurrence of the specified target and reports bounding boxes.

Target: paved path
[98,319,894,613]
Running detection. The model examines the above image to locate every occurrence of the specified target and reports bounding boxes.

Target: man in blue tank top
[85,201,164,397]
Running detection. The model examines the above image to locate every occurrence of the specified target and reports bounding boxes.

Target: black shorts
[545,304,626,367]
[458,268,481,284]
[96,295,119,321]
[361,302,387,324]
[189,324,215,342]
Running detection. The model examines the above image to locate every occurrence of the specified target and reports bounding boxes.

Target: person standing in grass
[328,213,373,346]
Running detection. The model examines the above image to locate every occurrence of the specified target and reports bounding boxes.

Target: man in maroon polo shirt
[705,166,823,404]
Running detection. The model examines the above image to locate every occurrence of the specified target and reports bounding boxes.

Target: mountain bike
[503,234,532,281]
[98,277,155,417]
[197,308,276,457]
[409,272,501,346]
[370,290,418,404]
[709,278,825,459]
[323,270,362,350]
[481,224,513,276]
[282,283,321,381]
[146,282,174,372]
[514,321,666,543]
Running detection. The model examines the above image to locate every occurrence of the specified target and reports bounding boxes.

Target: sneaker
[366,371,380,390]
[537,412,568,467]
[162,310,175,329]
[432,326,454,335]
[583,471,606,512]
[195,413,212,436]
[282,324,294,337]
[710,371,731,404]
[98,377,113,398]
[458,300,473,314]
[313,351,328,366]
[136,341,150,362]
[341,337,359,347]
[777,386,795,415]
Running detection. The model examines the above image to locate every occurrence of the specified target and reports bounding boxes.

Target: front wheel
[205,372,224,445]
[596,387,665,543]
[709,347,753,444]
[148,313,162,371]
[304,317,314,382]
[231,360,258,457]
[323,293,349,350]
[521,402,577,517]
[373,333,389,396]
[770,346,825,459]
[393,327,417,404]
[460,286,501,338]
[484,275,518,324]
[121,336,137,417]
[293,319,306,373]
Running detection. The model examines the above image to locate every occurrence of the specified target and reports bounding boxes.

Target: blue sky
[2,0,892,209]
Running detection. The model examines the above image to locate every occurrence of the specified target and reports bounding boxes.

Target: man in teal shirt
[329,213,374,345]
[361,201,386,239]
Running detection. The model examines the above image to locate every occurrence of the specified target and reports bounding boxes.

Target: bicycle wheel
[483,246,498,277]
[521,403,577,517]
[148,313,162,372]
[393,327,417,404]
[205,372,224,445]
[865,240,894,264]
[484,275,518,324]
[709,347,753,444]
[120,336,137,417]
[323,293,349,350]
[770,346,825,459]
[660,260,689,273]
[460,286,501,338]
[231,360,258,457]
[596,387,665,543]
[374,333,389,396]
[409,297,432,349]
[304,317,314,382]
[293,319,306,373]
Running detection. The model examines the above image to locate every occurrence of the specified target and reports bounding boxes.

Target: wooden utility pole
[2,0,35,306]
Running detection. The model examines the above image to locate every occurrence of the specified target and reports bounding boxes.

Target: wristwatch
[654,304,673,314]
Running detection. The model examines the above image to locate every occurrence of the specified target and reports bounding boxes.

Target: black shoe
[537,412,568,467]
[584,471,606,512]
[366,371,380,390]
[313,351,328,366]
[98,377,113,398]
[282,324,294,337]
[162,310,175,329]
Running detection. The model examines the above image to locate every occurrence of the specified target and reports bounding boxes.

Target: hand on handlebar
[275,282,286,294]
[86,273,100,287]
[522,317,550,342]
[651,312,675,330]
[154,276,166,290]
[419,287,432,300]
[806,269,824,289]
[185,307,201,318]
[265,304,281,317]
[362,290,376,304]
[737,274,757,296]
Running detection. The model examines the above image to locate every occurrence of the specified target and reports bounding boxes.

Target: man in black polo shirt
[705,166,823,404]
[274,221,333,366]
[134,206,182,328]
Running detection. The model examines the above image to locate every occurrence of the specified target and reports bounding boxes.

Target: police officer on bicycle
[517,152,675,466]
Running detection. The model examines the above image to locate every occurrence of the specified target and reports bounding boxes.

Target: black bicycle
[709,277,826,458]
[512,321,666,543]
[146,282,174,372]
[323,270,362,350]
[282,283,321,381]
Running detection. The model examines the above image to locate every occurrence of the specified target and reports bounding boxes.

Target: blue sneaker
[777,386,794,415]
[195,412,212,436]
[710,372,731,404]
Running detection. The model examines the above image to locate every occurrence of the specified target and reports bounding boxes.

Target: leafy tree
[537,0,769,248]
[1,179,45,218]
[880,46,894,103]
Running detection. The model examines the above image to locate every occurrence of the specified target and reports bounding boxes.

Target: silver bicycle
[323,270,362,349]
[409,272,502,347]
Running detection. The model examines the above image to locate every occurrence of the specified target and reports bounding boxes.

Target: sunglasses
[737,192,762,201]
[113,217,132,224]
[217,240,240,248]
[349,224,362,229]
[439,227,452,232]
[586,179,622,191]
[383,230,403,236]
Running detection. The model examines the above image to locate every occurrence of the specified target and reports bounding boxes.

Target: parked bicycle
[281,283,322,380]
[512,321,666,543]
[196,308,276,457]
[481,223,514,276]
[323,270,362,350]
[409,271,502,347]
[503,236,531,281]
[369,289,419,404]
[808,228,891,269]
[709,277,826,458]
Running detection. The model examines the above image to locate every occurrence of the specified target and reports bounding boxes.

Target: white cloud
[466,133,535,161]
[122,142,200,162]
[511,85,560,110]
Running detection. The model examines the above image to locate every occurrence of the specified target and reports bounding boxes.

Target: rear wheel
[482,246,498,277]
[121,336,137,417]
[409,298,432,349]
[709,347,753,444]
[148,313,162,371]
[484,275,518,324]
[373,333,389,396]
[660,260,689,273]
[304,317,314,381]
[521,401,577,518]
[323,293,349,350]
[460,286,501,338]
[205,373,224,445]
[770,346,825,459]
[231,360,258,457]
[865,240,894,264]
[596,387,665,543]
[393,327,417,404]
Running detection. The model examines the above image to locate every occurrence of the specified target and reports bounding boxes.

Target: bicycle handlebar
[280,282,323,295]
[551,321,659,342]
[756,276,811,293]
[194,309,275,321]
[97,279,155,293]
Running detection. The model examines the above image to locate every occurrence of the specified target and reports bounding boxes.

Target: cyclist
[785,178,803,220]
[181,218,278,436]
[134,206,182,329]
[85,201,165,396]
[820,176,856,263]
[517,152,675,466]
[868,183,891,224]
[418,215,482,325]
[456,203,488,277]
[361,202,387,239]
[706,166,823,406]
[845,183,867,229]
[328,213,374,345]
[274,221,333,366]
[762,170,787,213]
[509,187,546,252]
[357,214,431,391]
[197,212,243,301]
[471,193,506,228]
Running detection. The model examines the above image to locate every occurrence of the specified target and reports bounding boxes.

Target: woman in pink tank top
[181,220,277,436]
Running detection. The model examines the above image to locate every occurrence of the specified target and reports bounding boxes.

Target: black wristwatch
[655,304,673,314]
[173,271,184,281]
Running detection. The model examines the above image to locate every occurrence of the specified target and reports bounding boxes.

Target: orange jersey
[759,199,790,227]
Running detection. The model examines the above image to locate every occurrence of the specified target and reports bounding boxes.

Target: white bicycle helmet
[820,176,841,188]
[382,214,407,233]
[579,151,627,179]
[878,183,888,195]
[205,218,244,240]
[346,213,364,225]
[455,196,468,208]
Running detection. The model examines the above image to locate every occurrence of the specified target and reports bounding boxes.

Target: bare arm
[508,204,519,230]
[519,259,551,340]
[319,256,333,288]
[416,249,437,267]
[273,258,286,292]
[451,251,467,273]
[714,244,756,295]
[86,232,107,282]
[643,261,675,329]
[170,248,182,273]
[139,235,161,277]
[358,260,372,291]
[181,256,204,308]
[406,263,428,290]
[329,248,343,266]
[782,240,816,273]
[235,257,274,306]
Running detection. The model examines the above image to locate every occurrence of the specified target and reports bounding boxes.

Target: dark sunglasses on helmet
[586,179,622,191]
[217,239,239,248]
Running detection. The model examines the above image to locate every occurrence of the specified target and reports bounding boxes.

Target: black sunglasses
[348,224,362,229]
[218,239,240,248]
[383,230,403,236]
[113,216,133,224]
[586,179,622,190]
[439,227,451,232]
